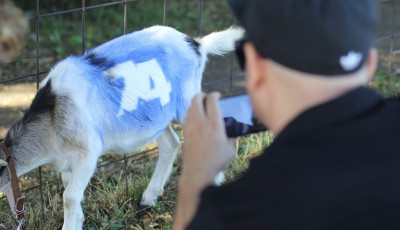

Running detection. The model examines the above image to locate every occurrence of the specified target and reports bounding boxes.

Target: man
[174,0,400,229]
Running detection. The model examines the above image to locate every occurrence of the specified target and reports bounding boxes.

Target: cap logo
[339,51,362,72]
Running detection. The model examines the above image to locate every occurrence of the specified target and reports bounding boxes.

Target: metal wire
[123,0,129,198]
[26,0,137,19]
[0,0,230,219]
[0,145,161,201]
[199,0,203,37]
[230,17,237,96]
[388,2,396,76]
[372,0,400,82]
[0,0,160,211]
[82,0,86,53]
[0,0,396,221]
[34,0,46,218]
[164,0,167,26]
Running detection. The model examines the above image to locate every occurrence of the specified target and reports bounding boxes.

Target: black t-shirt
[187,87,400,230]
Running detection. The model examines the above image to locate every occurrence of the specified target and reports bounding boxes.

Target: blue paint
[149,76,155,90]
[108,77,125,90]
[68,26,199,139]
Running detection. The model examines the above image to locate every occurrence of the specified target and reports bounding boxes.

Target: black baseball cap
[229,0,379,76]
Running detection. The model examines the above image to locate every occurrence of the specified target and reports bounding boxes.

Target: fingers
[205,92,221,119]
[205,92,225,131]
[185,92,224,132]
[186,93,207,123]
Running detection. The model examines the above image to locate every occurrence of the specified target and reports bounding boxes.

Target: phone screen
[219,94,267,137]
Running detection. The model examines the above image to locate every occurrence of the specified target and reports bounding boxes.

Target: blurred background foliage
[0,1,400,229]
[1,0,242,96]
[1,0,400,97]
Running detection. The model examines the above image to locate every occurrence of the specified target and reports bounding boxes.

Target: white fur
[1,26,244,230]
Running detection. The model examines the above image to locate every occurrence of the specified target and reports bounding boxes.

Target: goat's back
[44,26,204,153]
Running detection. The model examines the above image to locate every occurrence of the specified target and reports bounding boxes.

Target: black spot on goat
[185,37,200,56]
[84,52,114,70]
[22,80,56,123]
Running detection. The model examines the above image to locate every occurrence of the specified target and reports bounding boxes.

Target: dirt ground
[0,83,37,137]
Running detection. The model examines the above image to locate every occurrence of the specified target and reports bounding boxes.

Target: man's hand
[174,92,236,230]
[182,92,235,185]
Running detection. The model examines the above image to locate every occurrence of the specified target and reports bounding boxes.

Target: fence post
[82,0,86,53]
[123,0,129,198]
[199,0,203,37]
[36,0,46,219]
[163,0,167,26]
[388,1,396,93]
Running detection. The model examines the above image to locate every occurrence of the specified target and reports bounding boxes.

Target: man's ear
[244,43,268,92]
[366,48,378,82]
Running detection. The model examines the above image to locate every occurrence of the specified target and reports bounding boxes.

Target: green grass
[1,0,400,229]
[370,72,400,97]
[0,2,254,228]
[0,130,272,229]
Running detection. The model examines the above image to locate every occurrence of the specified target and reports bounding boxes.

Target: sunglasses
[235,38,248,70]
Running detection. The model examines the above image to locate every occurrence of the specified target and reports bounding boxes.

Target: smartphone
[219,94,267,138]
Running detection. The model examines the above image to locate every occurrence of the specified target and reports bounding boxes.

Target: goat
[0,25,244,229]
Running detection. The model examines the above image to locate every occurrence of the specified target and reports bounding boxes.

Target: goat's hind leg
[140,124,180,207]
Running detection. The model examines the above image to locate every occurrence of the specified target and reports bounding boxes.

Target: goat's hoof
[138,203,152,210]
[139,197,157,207]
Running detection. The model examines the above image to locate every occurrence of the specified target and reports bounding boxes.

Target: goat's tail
[196,26,245,56]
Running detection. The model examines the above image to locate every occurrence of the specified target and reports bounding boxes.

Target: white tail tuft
[196,26,245,56]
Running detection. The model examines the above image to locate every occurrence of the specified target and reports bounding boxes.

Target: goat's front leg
[62,171,71,188]
[140,125,180,207]
[62,153,97,230]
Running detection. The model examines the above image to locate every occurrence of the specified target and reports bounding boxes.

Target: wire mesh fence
[373,0,400,95]
[0,0,398,221]
[0,0,241,219]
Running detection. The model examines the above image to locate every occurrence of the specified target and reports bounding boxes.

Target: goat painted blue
[63,26,200,138]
